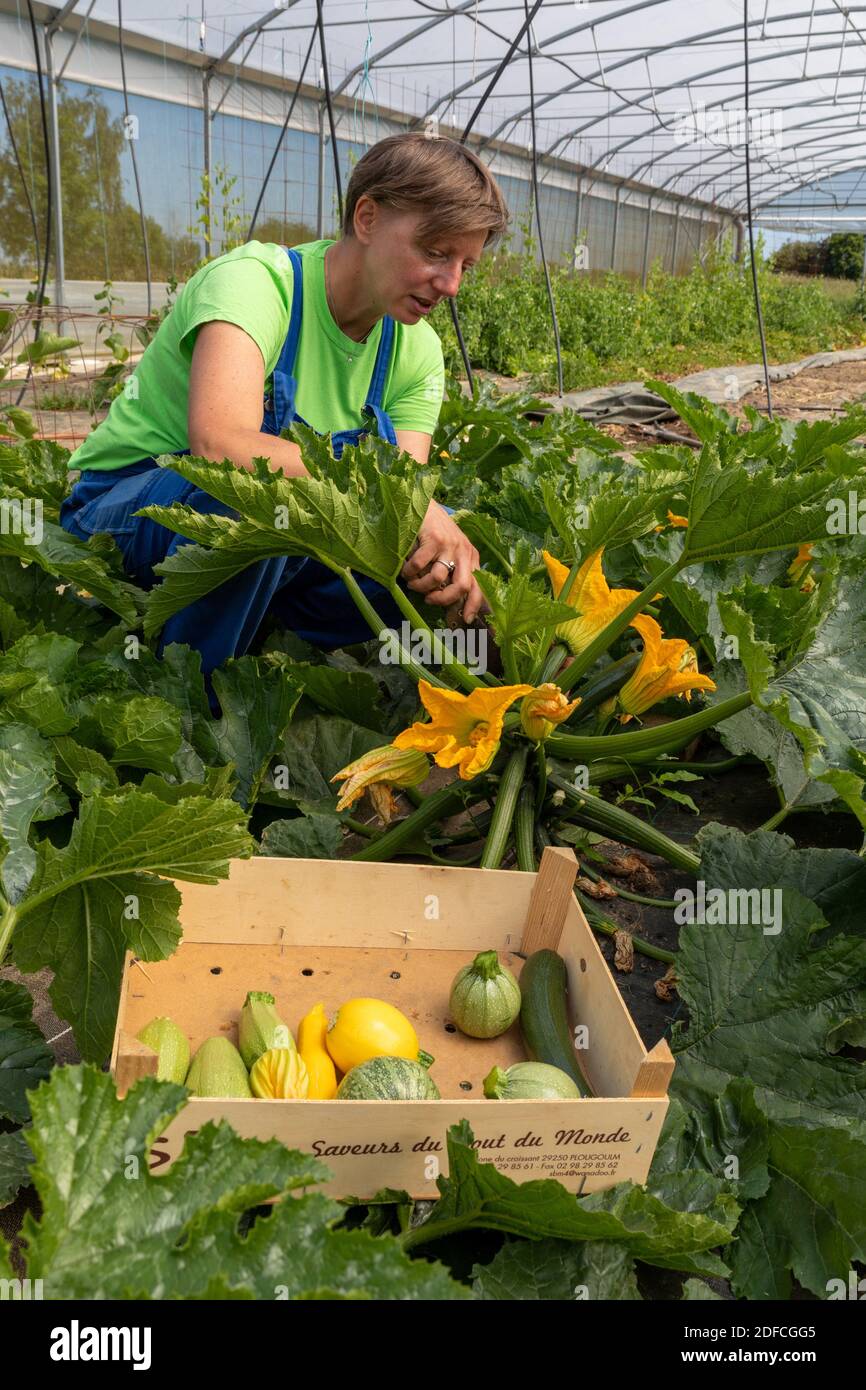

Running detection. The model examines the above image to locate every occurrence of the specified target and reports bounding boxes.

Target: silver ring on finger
[432,555,456,576]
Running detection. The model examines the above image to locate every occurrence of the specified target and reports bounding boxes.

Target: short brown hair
[342,132,510,248]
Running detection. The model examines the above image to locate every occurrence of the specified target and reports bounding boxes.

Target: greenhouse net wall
[0,2,733,286]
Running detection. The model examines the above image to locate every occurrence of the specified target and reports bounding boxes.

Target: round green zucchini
[337,1055,441,1100]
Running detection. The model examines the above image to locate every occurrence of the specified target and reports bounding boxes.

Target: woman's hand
[400,500,488,625]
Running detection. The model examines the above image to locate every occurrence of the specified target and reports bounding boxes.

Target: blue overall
[59,248,442,695]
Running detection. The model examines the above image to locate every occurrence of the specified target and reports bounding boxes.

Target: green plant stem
[514,784,536,872]
[501,635,520,686]
[576,901,676,965]
[633,755,747,774]
[341,816,377,839]
[339,569,449,689]
[758,803,793,833]
[428,846,485,866]
[572,652,641,717]
[580,754,748,785]
[528,640,566,687]
[350,776,492,862]
[480,745,529,869]
[547,771,700,873]
[0,899,15,968]
[572,858,679,910]
[539,642,569,683]
[387,582,485,693]
[546,691,752,760]
[533,741,548,815]
[534,825,676,965]
[470,440,504,473]
[554,556,687,691]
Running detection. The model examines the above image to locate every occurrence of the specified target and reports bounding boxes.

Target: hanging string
[352,0,378,150]
[743,0,773,419]
[523,0,563,397]
[450,0,546,392]
[316,0,343,228]
[117,0,152,312]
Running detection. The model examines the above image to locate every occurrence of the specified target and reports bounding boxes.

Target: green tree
[249,216,316,247]
[0,76,199,280]
[823,231,865,281]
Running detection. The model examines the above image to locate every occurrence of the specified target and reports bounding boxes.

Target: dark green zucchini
[519,949,592,1096]
[574,651,640,717]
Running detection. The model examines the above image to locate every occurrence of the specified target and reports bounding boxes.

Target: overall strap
[364,315,395,412]
[263,247,304,434]
[359,315,398,445]
[275,246,304,378]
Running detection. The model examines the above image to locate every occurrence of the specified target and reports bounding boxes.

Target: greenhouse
[1,0,865,1330]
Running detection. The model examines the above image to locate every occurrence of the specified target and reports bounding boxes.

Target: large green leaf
[730,1118,866,1299]
[544,476,669,556]
[0,1128,33,1207]
[407,1122,738,1274]
[475,565,578,651]
[140,519,278,641]
[711,667,835,812]
[696,823,866,940]
[102,642,222,768]
[671,860,866,1137]
[0,518,144,625]
[0,981,53,1123]
[656,1073,866,1301]
[472,1238,642,1300]
[9,786,253,1060]
[259,813,343,859]
[0,437,71,513]
[0,557,111,645]
[17,1065,468,1299]
[716,573,866,821]
[264,715,387,813]
[139,436,438,640]
[650,1080,770,1203]
[77,694,184,776]
[680,442,866,564]
[267,657,390,734]
[0,723,58,902]
[50,735,120,797]
[208,658,300,809]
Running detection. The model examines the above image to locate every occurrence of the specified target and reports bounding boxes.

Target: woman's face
[357,200,489,323]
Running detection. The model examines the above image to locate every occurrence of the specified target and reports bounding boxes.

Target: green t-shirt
[69,239,446,472]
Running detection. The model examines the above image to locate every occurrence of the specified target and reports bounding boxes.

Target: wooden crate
[110,847,673,1198]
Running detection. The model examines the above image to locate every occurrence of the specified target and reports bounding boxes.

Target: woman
[59,133,510,687]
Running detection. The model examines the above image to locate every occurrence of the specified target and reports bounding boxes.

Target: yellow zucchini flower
[392,679,533,779]
[520,683,581,742]
[653,510,688,533]
[787,542,816,593]
[331,745,430,823]
[542,549,643,656]
[614,614,716,721]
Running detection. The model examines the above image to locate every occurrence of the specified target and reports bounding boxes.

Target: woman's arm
[395,428,486,625]
[189,325,485,622]
[188,321,310,478]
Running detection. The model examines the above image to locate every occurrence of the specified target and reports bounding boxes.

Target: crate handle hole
[210,967,222,975]
[579,958,587,973]
[459,1080,473,1091]
[390,971,401,980]
[301,968,314,977]
[444,1022,457,1033]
